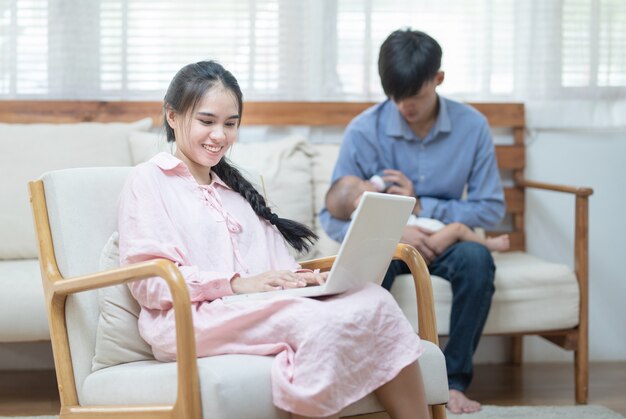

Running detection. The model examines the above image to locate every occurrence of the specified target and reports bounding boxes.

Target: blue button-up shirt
[320,96,505,242]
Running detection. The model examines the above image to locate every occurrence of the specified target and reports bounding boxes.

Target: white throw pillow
[311,143,342,258]
[0,118,152,259]
[128,130,174,164]
[92,232,154,371]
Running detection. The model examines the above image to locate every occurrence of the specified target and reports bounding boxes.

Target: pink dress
[118,153,424,417]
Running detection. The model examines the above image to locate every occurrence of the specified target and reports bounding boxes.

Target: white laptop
[221,192,415,303]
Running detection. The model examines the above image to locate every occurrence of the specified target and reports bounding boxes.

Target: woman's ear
[165,106,177,129]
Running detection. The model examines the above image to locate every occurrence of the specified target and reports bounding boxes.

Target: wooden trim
[0,100,524,128]
[0,101,163,125]
[574,194,590,404]
[540,331,579,351]
[515,176,594,197]
[29,180,77,408]
[432,404,447,419]
[470,103,525,127]
[299,256,336,273]
[393,244,439,346]
[504,187,524,214]
[495,145,525,170]
[28,180,202,419]
[513,127,525,145]
[243,102,374,126]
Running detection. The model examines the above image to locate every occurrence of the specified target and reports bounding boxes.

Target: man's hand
[383,169,415,197]
[400,226,437,264]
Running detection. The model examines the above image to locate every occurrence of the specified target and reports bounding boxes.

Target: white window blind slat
[0,0,624,102]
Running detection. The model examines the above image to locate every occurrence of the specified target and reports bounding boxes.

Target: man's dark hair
[378,28,442,101]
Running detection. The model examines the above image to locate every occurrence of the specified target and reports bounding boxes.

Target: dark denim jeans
[382,241,495,392]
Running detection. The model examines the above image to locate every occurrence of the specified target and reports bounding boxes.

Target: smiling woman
[114,60,431,418]
[165,86,240,184]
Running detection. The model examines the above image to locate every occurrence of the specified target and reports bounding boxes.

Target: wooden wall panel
[496,145,526,170]
[504,187,524,214]
[0,100,525,127]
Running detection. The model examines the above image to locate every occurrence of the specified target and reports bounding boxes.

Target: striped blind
[0,0,624,100]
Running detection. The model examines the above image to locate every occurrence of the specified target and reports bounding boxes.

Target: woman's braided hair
[163,60,317,253]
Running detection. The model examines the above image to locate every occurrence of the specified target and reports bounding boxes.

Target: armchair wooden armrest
[30,180,202,418]
[302,244,446,419]
[514,175,594,403]
[514,174,594,292]
[514,175,593,197]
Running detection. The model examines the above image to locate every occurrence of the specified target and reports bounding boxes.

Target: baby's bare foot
[486,234,510,252]
[447,389,481,414]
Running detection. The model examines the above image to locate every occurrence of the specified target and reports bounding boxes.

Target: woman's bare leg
[374,361,429,419]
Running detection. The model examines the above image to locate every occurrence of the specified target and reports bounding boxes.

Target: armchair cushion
[391,251,580,335]
[82,340,448,418]
[92,232,153,371]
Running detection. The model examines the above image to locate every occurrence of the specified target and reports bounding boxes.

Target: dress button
[419,175,425,181]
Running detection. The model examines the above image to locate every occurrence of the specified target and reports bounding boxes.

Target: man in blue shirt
[320,29,505,413]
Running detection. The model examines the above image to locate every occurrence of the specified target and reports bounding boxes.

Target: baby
[326,175,509,260]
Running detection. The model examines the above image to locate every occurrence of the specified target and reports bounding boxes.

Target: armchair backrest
[41,167,132,397]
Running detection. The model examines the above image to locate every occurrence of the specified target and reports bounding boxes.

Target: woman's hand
[231,270,307,294]
[296,270,329,286]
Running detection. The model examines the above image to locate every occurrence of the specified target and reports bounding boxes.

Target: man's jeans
[382,241,495,392]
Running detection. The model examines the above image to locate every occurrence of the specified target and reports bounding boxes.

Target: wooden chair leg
[575,331,589,404]
[431,404,447,419]
[510,335,523,365]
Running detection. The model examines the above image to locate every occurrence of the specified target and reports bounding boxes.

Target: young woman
[118,60,428,419]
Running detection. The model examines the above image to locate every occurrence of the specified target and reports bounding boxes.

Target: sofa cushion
[81,340,447,417]
[228,136,316,237]
[0,259,49,342]
[92,232,154,372]
[0,118,152,259]
[390,251,580,335]
[128,130,173,164]
[311,143,342,258]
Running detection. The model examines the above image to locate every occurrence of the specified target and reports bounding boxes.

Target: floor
[1,362,625,417]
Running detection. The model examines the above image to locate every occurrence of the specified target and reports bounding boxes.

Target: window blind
[0,0,624,103]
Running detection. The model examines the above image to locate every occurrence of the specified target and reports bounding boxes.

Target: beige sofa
[1,125,579,345]
[0,118,152,343]
[0,100,588,404]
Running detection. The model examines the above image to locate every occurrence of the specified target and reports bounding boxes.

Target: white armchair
[29,167,448,419]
